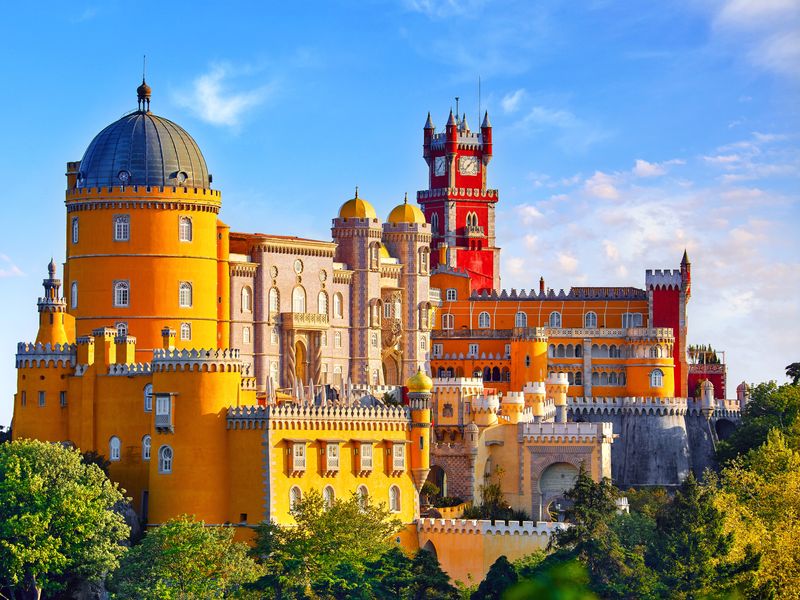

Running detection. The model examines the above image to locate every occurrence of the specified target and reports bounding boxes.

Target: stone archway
[715,418,736,440]
[422,540,438,559]
[425,465,448,499]
[382,354,400,386]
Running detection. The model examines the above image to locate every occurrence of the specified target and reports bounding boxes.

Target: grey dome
[78,111,210,189]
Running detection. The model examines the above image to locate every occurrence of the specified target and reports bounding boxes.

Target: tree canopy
[109,514,262,599]
[0,439,129,599]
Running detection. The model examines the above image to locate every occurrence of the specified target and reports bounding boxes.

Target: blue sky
[1,0,798,425]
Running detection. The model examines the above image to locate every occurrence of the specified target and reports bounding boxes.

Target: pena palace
[10,80,742,582]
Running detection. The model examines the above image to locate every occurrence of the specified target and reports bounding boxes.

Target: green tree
[718,429,800,598]
[505,560,597,600]
[549,467,662,599]
[471,555,517,600]
[0,439,129,600]
[109,514,262,599]
[717,381,800,462]
[408,550,458,600]
[311,561,371,600]
[654,473,734,599]
[251,490,402,597]
[787,362,800,386]
[364,546,414,600]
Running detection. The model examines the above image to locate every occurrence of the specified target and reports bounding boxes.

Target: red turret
[417,106,501,293]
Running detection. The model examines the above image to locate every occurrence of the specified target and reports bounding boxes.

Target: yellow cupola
[405,366,434,393]
[339,187,377,220]
[388,193,426,224]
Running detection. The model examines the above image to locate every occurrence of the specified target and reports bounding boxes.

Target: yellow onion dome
[387,193,426,224]
[405,367,434,393]
[339,187,377,220]
[379,244,391,259]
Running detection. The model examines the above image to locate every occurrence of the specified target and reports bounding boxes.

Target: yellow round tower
[63,81,226,360]
[510,330,548,389]
[546,372,569,423]
[406,367,433,493]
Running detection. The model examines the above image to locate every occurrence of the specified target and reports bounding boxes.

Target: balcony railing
[464,225,485,238]
[281,312,329,331]
[433,326,674,340]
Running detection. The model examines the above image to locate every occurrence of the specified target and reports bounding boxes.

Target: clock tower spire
[418,108,499,293]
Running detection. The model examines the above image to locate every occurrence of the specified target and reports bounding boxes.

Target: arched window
[419,303,430,330]
[548,344,555,358]
[269,287,279,313]
[369,243,380,270]
[318,291,328,316]
[292,286,306,313]
[323,485,335,508]
[650,369,664,388]
[483,366,491,381]
[143,383,153,412]
[389,485,401,512]
[179,282,192,308]
[241,287,252,312]
[114,281,129,307]
[584,311,597,328]
[418,248,429,274]
[566,344,575,358]
[609,372,618,385]
[549,311,562,328]
[556,344,565,358]
[71,217,79,244]
[431,213,439,235]
[290,486,302,510]
[116,322,128,338]
[334,331,342,348]
[478,312,491,329]
[575,372,583,386]
[525,355,531,367]
[109,436,121,461]
[158,446,173,474]
[650,345,662,358]
[576,344,582,357]
[333,293,343,318]
[567,372,574,385]
[600,372,609,386]
[142,435,151,460]
[445,288,457,301]
[357,485,369,507]
[243,326,251,344]
[515,311,527,328]
[592,372,599,385]
[70,281,78,309]
[442,313,454,329]
[180,322,191,341]
[179,216,192,242]
[492,367,501,381]
[371,332,378,348]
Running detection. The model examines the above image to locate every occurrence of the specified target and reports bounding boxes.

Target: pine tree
[472,555,518,600]
[408,550,458,600]
[364,546,414,600]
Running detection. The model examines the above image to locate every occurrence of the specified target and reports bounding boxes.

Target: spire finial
[354,186,359,199]
[137,56,152,112]
[404,192,408,204]
[48,257,56,279]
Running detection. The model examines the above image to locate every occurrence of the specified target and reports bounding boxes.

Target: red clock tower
[418,110,500,293]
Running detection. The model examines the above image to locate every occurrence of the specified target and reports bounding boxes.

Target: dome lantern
[137,77,152,112]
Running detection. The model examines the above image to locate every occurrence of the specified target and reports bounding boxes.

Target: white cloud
[402,0,488,18]
[501,89,525,113]
[523,234,538,250]
[516,204,544,224]
[0,255,23,278]
[633,159,666,177]
[174,64,274,128]
[603,240,620,261]
[557,252,578,274]
[584,171,620,199]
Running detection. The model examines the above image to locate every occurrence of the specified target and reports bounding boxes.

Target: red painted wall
[651,288,683,395]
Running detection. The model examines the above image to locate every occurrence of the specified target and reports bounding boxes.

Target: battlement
[503,391,525,405]
[106,363,152,376]
[151,348,242,373]
[474,394,500,412]
[417,188,498,201]
[433,377,484,388]
[227,403,412,430]
[645,269,682,290]
[16,342,76,368]
[469,287,647,301]
[417,518,566,537]
[66,185,222,201]
[518,421,613,443]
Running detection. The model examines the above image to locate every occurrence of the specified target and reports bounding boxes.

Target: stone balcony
[464,224,485,238]
[280,312,329,331]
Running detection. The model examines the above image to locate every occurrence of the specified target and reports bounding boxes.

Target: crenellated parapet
[151,348,242,373]
[518,421,614,444]
[226,403,412,431]
[107,363,152,376]
[417,188,499,201]
[16,342,76,368]
[568,396,688,416]
[645,269,682,290]
[417,517,566,537]
[65,185,222,213]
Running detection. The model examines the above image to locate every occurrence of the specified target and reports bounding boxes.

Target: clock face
[118,170,131,184]
[458,156,479,176]
[434,156,446,177]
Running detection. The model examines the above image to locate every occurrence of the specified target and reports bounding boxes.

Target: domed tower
[405,367,433,492]
[64,80,228,359]
[331,189,384,385]
[383,194,432,383]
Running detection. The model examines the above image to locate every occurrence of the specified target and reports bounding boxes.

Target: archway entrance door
[295,340,307,384]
